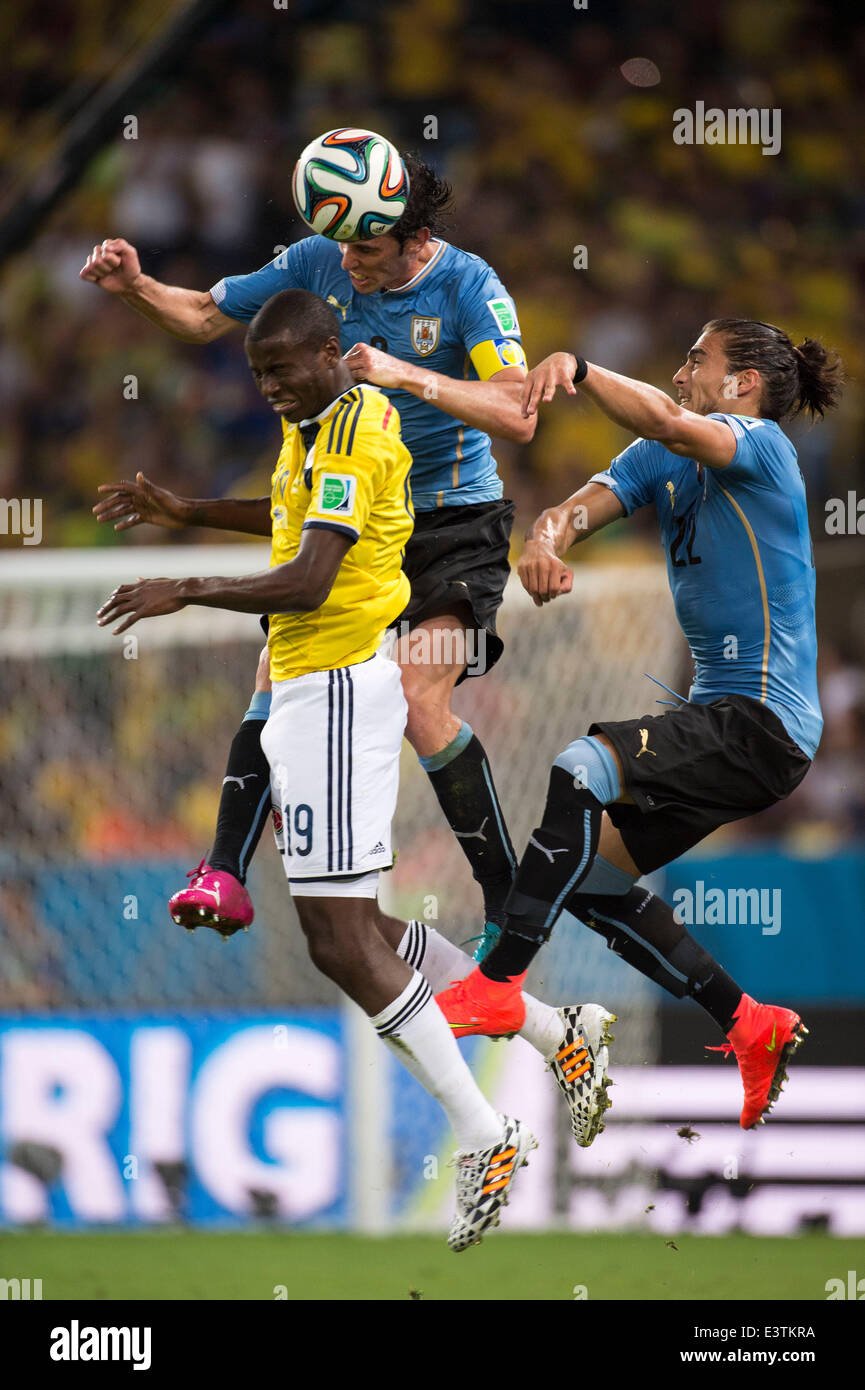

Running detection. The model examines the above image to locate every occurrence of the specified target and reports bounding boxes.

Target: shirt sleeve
[706,412,773,484]
[302,402,384,545]
[210,238,316,322]
[589,437,667,515]
[455,261,524,371]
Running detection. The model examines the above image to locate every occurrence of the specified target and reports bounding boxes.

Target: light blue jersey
[211,236,525,510]
[590,412,822,758]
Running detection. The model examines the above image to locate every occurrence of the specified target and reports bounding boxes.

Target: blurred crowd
[1,0,862,548]
[0,0,863,1005]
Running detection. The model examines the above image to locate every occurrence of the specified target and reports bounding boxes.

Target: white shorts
[259,651,407,897]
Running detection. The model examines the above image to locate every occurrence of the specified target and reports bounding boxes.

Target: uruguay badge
[411,316,441,356]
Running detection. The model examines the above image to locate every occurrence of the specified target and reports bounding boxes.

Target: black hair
[389,152,454,248]
[702,318,844,422]
[246,288,340,348]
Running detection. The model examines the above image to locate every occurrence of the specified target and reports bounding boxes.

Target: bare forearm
[184,497,272,535]
[179,563,318,614]
[579,363,682,440]
[119,275,231,344]
[526,503,582,557]
[525,482,626,557]
[398,366,534,443]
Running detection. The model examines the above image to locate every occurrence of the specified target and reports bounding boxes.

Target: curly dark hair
[389,152,454,247]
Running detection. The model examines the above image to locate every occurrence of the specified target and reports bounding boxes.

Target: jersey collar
[382,239,448,294]
[299,382,372,429]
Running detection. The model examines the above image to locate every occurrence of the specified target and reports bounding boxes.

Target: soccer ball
[292,128,410,242]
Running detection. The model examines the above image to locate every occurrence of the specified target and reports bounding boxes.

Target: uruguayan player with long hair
[437,319,844,1132]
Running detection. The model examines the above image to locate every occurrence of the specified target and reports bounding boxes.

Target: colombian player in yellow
[96,289,536,1250]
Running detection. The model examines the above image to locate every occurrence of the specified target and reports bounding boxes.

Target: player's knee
[254,645,272,693]
[297,907,342,977]
[306,931,342,979]
[399,649,461,709]
[297,900,377,979]
[552,735,621,804]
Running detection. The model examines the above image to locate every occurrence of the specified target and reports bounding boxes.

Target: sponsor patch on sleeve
[317,473,358,517]
[486,296,520,336]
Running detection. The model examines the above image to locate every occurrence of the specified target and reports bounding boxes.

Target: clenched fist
[79,238,143,294]
[518,541,574,607]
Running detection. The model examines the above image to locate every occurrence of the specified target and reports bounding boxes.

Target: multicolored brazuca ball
[292,128,410,242]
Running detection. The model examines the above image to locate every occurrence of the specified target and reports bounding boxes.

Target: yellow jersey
[268,384,413,681]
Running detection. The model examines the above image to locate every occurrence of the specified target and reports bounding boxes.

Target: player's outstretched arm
[519,482,625,608]
[521,352,580,416]
[522,353,736,470]
[344,344,535,444]
[80,239,233,344]
[93,473,272,536]
[97,528,352,634]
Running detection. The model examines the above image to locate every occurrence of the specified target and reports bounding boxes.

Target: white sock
[398,919,474,987]
[397,920,564,1059]
[521,995,567,1059]
[371,970,502,1151]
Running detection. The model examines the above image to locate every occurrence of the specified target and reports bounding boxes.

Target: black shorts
[393,498,515,682]
[589,694,811,875]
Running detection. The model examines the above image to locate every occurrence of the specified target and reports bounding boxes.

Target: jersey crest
[411,315,441,355]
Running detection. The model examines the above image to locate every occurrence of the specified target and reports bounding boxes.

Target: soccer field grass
[0,1230,854,1301]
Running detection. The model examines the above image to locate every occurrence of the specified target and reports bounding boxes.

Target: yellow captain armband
[469,337,528,381]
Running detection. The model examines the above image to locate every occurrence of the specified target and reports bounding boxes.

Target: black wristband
[572,355,589,384]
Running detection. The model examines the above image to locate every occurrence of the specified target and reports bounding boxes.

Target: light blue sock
[243,690,272,722]
[553,734,621,803]
[553,735,634,894]
[418,721,473,773]
[577,854,636,895]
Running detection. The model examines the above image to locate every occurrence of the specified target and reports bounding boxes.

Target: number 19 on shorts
[272,803,314,857]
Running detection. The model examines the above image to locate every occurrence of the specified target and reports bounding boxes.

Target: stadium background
[0,0,863,1299]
